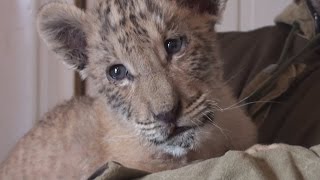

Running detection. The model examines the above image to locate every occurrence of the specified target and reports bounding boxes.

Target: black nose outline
[153,101,181,124]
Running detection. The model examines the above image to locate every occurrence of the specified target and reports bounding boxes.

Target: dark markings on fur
[181,136,193,148]
[96,1,106,20]
[128,0,136,12]
[129,14,139,27]
[166,15,180,32]
[119,17,127,27]
[145,0,163,18]
[121,107,128,117]
[129,14,149,37]
[101,7,111,36]
[165,133,194,148]
[106,89,127,111]
[99,81,133,120]
[141,125,162,131]
[99,86,132,119]
[100,3,119,33]
[146,0,165,33]
[118,36,126,46]
[98,86,107,94]
[106,87,115,93]
[139,12,147,20]
[111,25,118,33]
[185,93,202,110]
[115,0,128,14]
[136,121,156,126]
[125,105,132,119]
[125,46,130,53]
[186,101,206,118]
[150,139,166,145]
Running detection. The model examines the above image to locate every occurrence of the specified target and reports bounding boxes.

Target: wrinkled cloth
[239,63,306,127]
[93,145,320,180]
[219,25,320,146]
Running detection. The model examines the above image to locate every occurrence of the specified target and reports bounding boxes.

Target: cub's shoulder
[36,96,96,127]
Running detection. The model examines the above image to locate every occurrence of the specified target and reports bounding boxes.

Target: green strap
[246,22,320,111]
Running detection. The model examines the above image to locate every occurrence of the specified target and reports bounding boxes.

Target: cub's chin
[158,127,197,157]
[148,116,257,159]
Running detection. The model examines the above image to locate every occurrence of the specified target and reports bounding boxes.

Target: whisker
[201,112,231,141]
[207,100,281,112]
[202,112,226,132]
[207,87,260,112]
[190,119,201,127]
[206,101,224,111]
[212,64,249,89]
[192,117,218,135]
[223,95,252,110]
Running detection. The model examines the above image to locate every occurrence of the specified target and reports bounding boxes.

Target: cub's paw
[245,144,280,154]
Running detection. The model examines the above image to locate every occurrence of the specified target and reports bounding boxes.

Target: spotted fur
[0,0,256,179]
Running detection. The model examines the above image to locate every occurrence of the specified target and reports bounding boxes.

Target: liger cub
[0,0,256,179]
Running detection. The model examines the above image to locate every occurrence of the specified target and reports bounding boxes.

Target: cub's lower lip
[169,126,193,138]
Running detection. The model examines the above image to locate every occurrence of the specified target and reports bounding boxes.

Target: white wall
[218,0,292,32]
[0,0,74,163]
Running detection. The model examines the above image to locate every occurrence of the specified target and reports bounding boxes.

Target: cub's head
[38,0,228,156]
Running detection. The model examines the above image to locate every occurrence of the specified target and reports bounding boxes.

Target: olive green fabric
[219,24,320,147]
[93,145,320,180]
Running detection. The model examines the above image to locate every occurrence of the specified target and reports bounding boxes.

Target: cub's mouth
[169,126,194,138]
[168,111,214,138]
[146,111,214,156]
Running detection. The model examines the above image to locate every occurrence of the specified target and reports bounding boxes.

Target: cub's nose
[154,104,180,124]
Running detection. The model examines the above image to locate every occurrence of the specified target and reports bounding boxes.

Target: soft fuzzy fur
[0,0,256,179]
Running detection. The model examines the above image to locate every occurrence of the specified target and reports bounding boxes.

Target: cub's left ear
[37,2,90,71]
[176,0,228,17]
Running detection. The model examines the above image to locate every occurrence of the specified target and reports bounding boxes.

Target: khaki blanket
[92,145,320,180]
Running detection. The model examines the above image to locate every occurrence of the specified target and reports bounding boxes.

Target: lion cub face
[38,0,227,156]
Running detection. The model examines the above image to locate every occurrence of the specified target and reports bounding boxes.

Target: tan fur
[0,0,256,179]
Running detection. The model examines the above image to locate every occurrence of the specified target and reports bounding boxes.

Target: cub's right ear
[37,2,89,71]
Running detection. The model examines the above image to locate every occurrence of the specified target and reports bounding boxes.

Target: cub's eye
[108,64,128,80]
[164,37,184,55]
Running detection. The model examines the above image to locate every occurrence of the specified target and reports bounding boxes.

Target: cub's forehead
[91,0,176,33]
[87,0,184,62]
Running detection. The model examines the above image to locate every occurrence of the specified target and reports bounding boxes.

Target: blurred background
[0,0,291,163]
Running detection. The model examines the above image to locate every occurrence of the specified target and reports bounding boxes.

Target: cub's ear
[37,2,89,71]
[176,0,228,17]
